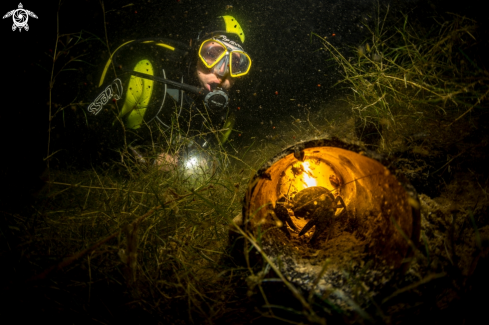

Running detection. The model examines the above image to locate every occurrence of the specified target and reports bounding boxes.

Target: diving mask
[198,37,252,77]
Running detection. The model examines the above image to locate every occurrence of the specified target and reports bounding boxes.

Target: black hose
[124,70,209,97]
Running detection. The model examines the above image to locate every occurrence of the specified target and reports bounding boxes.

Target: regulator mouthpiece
[204,87,229,110]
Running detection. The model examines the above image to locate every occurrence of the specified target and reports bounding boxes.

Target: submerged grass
[9,123,256,322]
[317,4,489,152]
[2,2,489,324]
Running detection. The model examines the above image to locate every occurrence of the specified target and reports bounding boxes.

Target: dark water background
[1,0,485,199]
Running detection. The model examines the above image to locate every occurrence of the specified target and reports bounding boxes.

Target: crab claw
[274,205,297,239]
[299,219,316,237]
[298,206,333,245]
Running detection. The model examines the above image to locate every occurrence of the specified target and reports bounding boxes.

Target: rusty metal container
[240,138,421,300]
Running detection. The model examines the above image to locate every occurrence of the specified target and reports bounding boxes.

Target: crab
[273,186,347,245]
[273,197,298,239]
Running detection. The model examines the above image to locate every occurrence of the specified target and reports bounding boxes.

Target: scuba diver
[85,15,251,169]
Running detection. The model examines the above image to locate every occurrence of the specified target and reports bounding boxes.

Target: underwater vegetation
[318,6,489,153]
[1,2,489,324]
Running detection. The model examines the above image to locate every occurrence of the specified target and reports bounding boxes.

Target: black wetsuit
[82,38,232,166]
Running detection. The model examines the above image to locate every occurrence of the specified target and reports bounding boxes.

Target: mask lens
[231,53,241,72]
[230,51,251,77]
[200,41,226,67]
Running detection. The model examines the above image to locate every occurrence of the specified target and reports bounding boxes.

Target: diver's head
[194,16,251,92]
[196,52,235,92]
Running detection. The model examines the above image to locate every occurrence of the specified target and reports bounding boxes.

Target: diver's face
[196,60,235,92]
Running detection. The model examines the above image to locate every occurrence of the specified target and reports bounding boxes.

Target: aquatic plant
[316,5,488,151]
[45,2,106,170]
[2,2,488,324]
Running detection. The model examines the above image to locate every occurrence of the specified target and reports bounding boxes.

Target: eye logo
[3,3,38,32]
